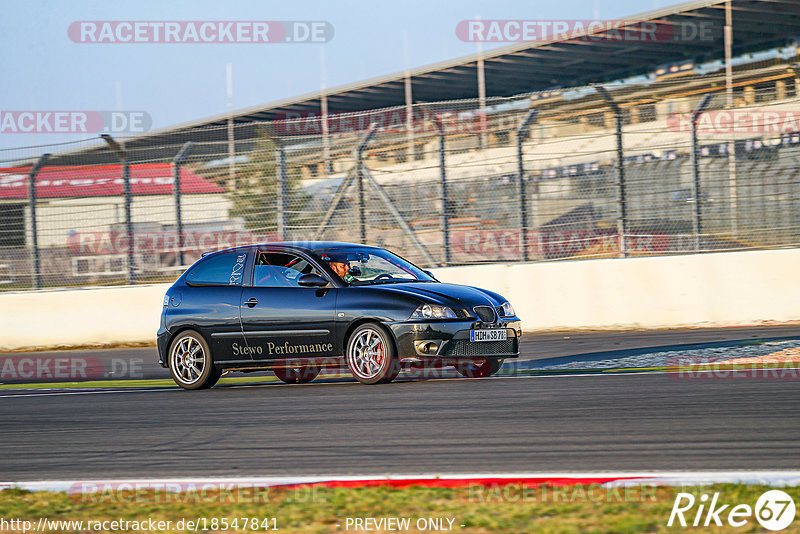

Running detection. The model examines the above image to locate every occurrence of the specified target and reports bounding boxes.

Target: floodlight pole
[101,134,135,284]
[172,141,194,266]
[690,95,713,252]
[595,86,628,258]
[434,115,450,266]
[28,153,50,289]
[516,109,538,262]
[354,122,378,244]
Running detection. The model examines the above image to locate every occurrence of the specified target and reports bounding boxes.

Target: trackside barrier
[433,247,800,331]
[2,247,800,350]
[0,284,169,350]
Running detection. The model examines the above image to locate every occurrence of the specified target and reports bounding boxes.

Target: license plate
[470,329,507,342]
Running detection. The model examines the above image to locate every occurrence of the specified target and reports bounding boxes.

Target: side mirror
[298,273,329,287]
[424,270,437,280]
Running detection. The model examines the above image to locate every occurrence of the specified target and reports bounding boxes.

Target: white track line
[0,388,165,399]
[2,366,794,398]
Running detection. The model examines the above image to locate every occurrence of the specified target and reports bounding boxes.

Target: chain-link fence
[2,67,800,290]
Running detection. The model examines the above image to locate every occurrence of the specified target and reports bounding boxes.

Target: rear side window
[185,251,247,286]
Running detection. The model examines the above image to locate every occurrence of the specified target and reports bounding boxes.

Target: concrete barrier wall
[434,248,800,330]
[0,284,170,350]
[1,248,799,350]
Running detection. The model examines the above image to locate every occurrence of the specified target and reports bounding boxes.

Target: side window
[185,251,247,286]
[254,252,322,288]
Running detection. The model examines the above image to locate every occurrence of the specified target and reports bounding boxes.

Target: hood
[369,282,506,308]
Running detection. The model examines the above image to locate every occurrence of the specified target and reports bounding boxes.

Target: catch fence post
[434,116,450,266]
[690,95,713,252]
[101,134,135,284]
[276,144,288,241]
[595,86,628,258]
[516,109,538,262]
[354,123,378,245]
[28,153,51,289]
[172,141,194,266]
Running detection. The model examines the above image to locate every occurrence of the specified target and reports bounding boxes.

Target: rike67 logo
[668,490,796,531]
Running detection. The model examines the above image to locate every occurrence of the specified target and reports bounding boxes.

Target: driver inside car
[324,254,358,283]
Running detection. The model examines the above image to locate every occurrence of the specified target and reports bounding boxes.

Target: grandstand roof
[43,0,800,165]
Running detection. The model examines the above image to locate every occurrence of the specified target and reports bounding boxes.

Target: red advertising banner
[0,163,223,199]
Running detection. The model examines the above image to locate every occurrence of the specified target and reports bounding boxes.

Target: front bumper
[389,318,522,361]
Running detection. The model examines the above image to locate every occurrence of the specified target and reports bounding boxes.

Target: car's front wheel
[346,323,400,384]
[168,330,221,390]
[273,361,321,384]
[455,358,504,378]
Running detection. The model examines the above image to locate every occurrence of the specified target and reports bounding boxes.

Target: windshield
[315,247,434,286]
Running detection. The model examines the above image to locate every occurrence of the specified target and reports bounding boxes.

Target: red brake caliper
[375,342,384,366]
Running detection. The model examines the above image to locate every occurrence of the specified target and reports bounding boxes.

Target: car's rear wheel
[168,330,221,390]
[346,323,400,384]
[455,358,504,378]
[273,361,321,384]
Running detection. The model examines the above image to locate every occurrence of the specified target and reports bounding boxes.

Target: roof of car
[260,241,377,251]
[203,241,378,257]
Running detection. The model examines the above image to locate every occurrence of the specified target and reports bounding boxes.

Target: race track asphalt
[5,324,800,381]
[1,326,799,480]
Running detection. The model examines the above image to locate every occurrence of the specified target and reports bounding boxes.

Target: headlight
[499,301,515,317]
[411,304,457,319]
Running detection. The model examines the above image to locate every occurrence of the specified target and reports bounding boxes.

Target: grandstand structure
[4,0,800,287]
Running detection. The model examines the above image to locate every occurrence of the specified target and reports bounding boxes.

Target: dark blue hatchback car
[157,242,521,388]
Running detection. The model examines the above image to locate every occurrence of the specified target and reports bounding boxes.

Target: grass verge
[0,483,797,533]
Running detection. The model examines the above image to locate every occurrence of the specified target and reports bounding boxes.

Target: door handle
[245,297,258,307]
